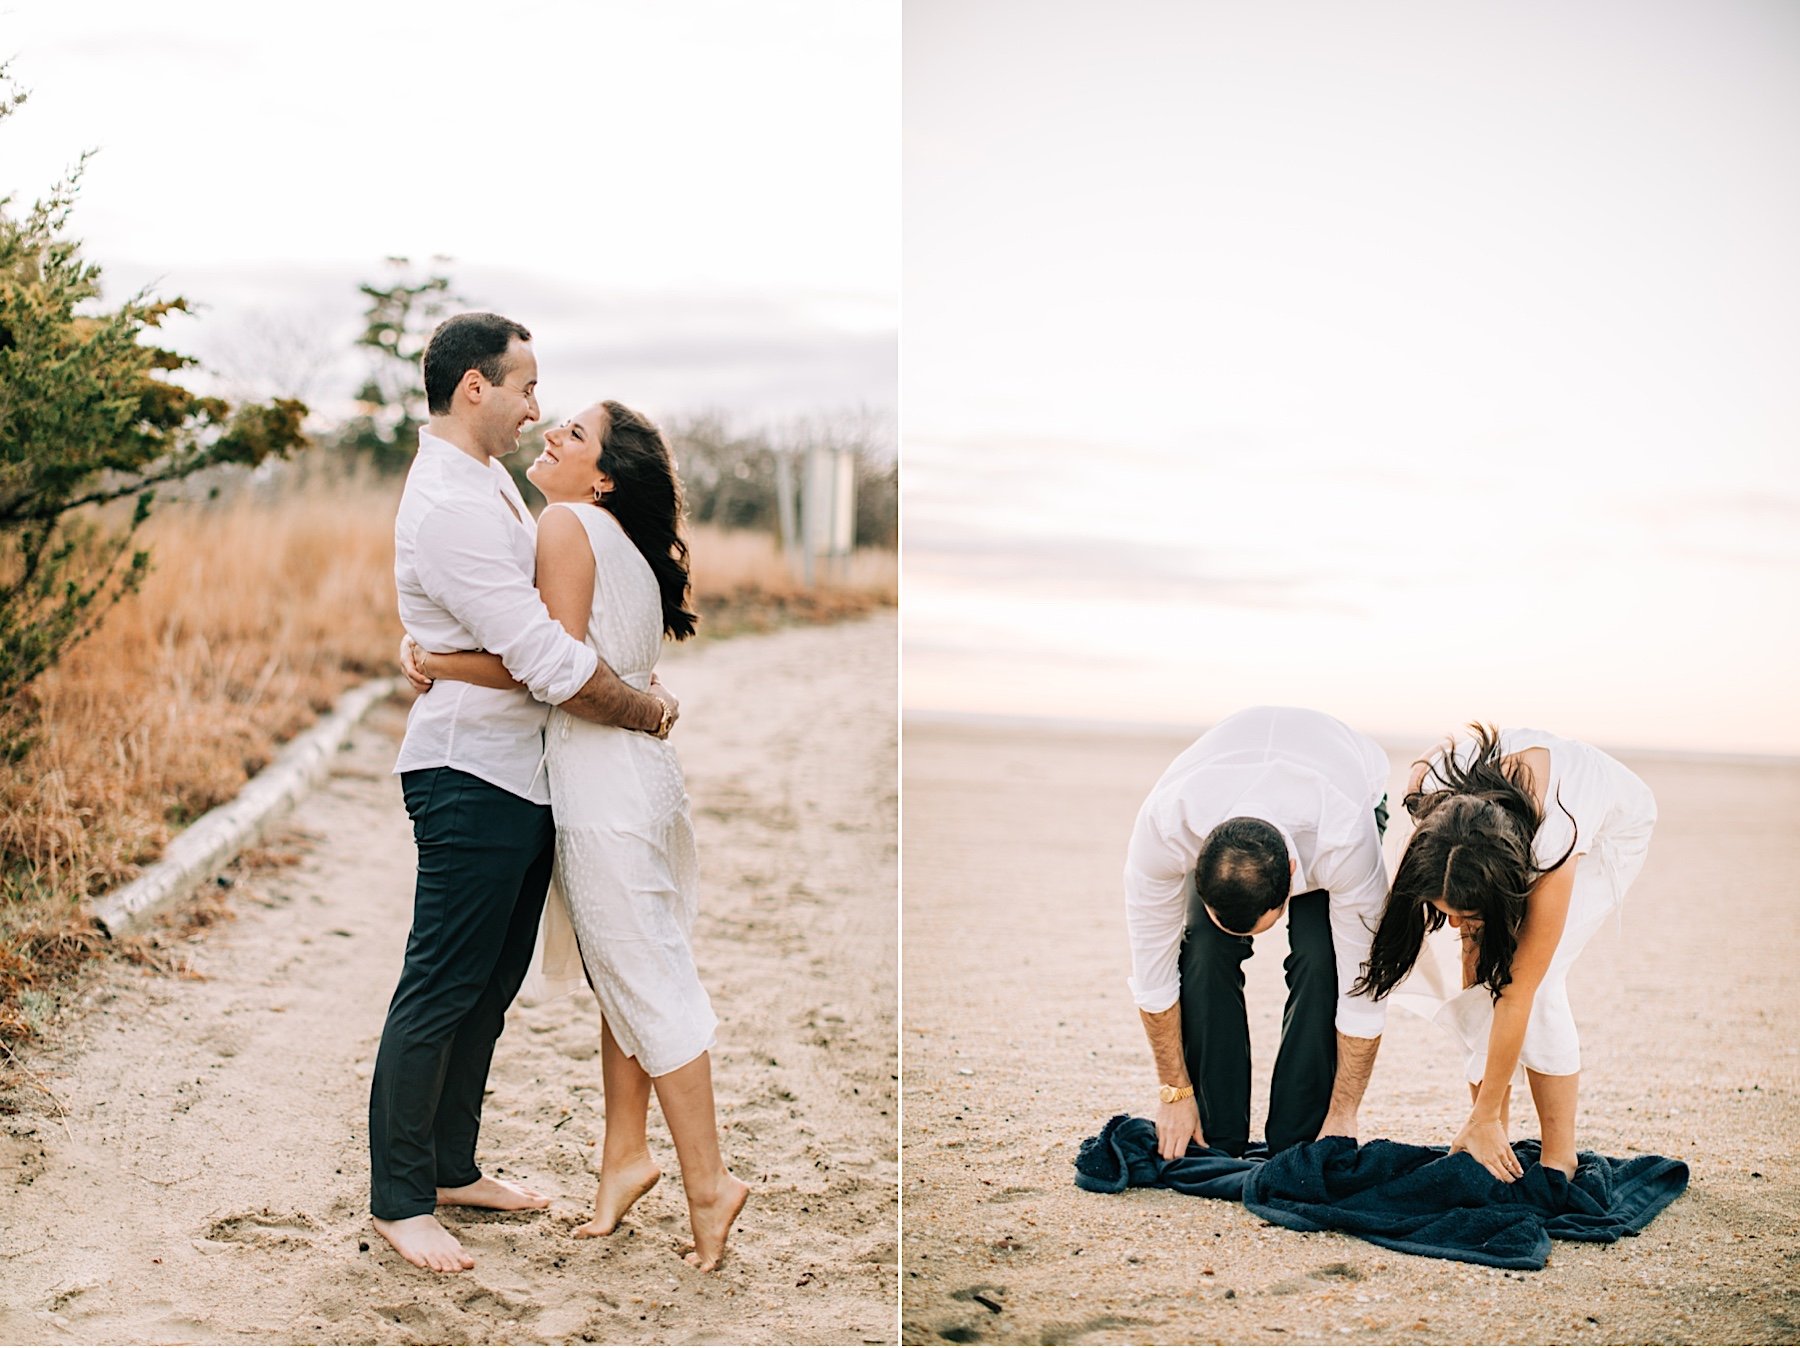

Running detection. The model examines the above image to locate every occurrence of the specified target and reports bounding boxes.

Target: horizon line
[899,707,1800,768]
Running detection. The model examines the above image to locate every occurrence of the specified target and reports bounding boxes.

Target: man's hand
[1450,1114,1522,1184]
[1154,1094,1206,1161]
[649,674,679,738]
[400,635,433,693]
[1317,1107,1358,1142]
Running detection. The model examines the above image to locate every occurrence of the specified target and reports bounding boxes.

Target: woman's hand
[1450,1114,1523,1183]
[400,635,433,693]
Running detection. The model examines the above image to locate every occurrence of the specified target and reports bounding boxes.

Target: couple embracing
[368,312,747,1274]
[1126,704,1655,1185]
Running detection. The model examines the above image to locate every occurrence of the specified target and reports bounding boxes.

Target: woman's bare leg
[574,1019,661,1237]
[650,1051,749,1271]
[1460,927,1511,1134]
[1526,1068,1580,1177]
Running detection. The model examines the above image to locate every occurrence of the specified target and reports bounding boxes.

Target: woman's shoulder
[1497,729,1577,789]
[536,502,601,558]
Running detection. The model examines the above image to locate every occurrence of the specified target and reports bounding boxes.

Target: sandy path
[900,718,1799,1346]
[0,614,896,1346]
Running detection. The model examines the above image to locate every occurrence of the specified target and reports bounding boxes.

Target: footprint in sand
[1265,1262,1367,1296]
[197,1023,247,1059]
[204,1209,322,1249]
[983,1185,1041,1204]
[1038,1314,1151,1345]
[457,1286,533,1319]
[371,1301,453,1339]
[948,1283,1008,1311]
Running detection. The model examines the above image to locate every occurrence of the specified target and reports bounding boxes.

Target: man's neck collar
[424,419,490,466]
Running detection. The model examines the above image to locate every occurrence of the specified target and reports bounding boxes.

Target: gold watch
[1159,1084,1194,1104]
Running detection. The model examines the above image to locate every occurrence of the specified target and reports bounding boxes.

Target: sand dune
[900,718,1799,1346]
[0,615,897,1346]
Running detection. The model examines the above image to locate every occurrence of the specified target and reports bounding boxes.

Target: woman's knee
[1520,986,1581,1077]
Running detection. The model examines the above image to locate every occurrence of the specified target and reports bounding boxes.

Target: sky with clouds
[903,0,1800,756]
[2,0,897,430]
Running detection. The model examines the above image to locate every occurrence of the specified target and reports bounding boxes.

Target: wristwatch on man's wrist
[652,697,676,737]
[1159,1083,1194,1105]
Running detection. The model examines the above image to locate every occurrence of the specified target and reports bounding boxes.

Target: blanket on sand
[1074,1114,1688,1270]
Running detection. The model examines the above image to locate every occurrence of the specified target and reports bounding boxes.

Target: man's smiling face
[478,336,540,456]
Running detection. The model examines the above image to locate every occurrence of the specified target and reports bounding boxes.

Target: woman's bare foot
[436,1175,550,1211]
[574,1154,662,1237]
[371,1214,474,1273]
[681,1172,750,1271]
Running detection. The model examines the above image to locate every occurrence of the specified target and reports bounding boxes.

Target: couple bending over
[1126,704,1655,1183]
[368,312,746,1274]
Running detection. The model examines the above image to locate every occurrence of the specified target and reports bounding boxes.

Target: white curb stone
[91,676,399,936]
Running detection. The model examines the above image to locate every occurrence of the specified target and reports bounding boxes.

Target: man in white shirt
[1124,705,1392,1160]
[369,312,675,1274]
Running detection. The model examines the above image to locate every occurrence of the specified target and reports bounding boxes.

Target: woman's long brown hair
[1351,724,1575,1002]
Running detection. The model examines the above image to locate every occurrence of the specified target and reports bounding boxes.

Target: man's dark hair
[1195,816,1289,935]
[422,312,532,415]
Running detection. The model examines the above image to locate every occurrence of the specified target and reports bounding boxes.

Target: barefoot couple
[1126,705,1655,1184]
[369,312,748,1274]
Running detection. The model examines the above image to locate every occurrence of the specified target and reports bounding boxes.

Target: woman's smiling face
[526,402,611,503]
[1430,896,1482,929]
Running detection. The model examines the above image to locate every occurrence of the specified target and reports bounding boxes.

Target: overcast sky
[2,0,897,429]
[904,0,1800,756]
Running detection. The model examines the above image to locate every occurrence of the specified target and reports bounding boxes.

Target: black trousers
[368,767,556,1220]
[1177,797,1388,1157]
[1178,883,1337,1157]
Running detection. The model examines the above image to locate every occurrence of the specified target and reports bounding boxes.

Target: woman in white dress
[410,400,748,1270]
[1351,724,1656,1184]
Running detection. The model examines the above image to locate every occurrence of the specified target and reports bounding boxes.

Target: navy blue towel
[1074,1113,1688,1270]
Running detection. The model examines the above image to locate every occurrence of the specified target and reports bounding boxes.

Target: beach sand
[900,717,1799,1345]
[0,614,897,1346]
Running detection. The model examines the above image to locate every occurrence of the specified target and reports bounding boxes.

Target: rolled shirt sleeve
[1123,800,1194,1015]
[1322,839,1390,1037]
[412,499,598,704]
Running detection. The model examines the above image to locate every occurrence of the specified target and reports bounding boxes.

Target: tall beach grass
[0,476,893,1051]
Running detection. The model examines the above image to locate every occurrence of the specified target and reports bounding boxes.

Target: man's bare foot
[436,1175,550,1211]
[371,1214,473,1273]
[573,1154,662,1238]
[681,1172,750,1271]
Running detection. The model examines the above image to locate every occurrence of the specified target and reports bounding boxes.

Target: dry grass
[689,525,897,633]
[0,478,894,1056]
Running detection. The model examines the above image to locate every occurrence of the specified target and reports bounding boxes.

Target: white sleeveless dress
[1394,728,1657,1083]
[526,502,717,1078]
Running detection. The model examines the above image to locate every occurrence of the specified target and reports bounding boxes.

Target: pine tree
[334,257,460,474]
[0,68,307,709]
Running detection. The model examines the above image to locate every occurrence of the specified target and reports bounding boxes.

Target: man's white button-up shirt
[392,429,599,804]
[1123,705,1393,1037]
